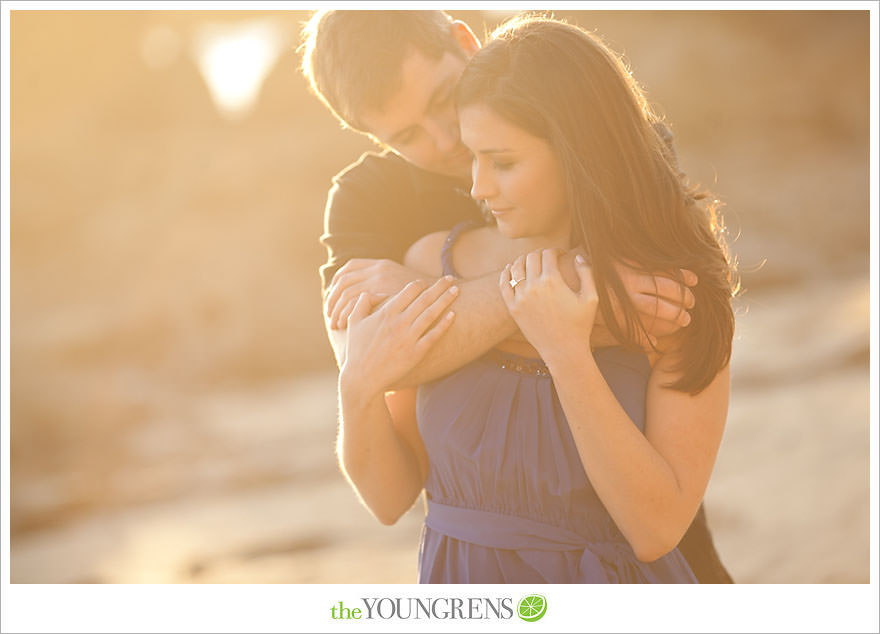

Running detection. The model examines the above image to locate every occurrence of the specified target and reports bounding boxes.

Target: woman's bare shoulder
[405,225,502,278]
[404,231,448,277]
[453,226,510,278]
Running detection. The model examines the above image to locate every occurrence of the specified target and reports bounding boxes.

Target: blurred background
[9,10,870,583]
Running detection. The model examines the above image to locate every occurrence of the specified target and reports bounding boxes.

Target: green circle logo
[517,594,547,622]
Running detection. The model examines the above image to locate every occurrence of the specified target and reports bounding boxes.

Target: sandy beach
[10,275,870,584]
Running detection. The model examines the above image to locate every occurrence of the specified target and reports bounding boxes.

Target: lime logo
[517,594,547,622]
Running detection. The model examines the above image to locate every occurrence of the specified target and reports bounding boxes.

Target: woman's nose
[469,160,496,201]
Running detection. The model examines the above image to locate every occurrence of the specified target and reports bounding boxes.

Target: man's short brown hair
[300,10,462,133]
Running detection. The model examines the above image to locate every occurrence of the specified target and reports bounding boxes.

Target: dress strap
[440,220,482,278]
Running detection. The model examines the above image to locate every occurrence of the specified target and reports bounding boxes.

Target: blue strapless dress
[414,221,698,584]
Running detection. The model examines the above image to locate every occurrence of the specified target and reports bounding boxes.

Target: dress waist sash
[424,500,698,583]
[426,500,621,550]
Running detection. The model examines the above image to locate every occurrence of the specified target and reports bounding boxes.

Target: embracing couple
[300,10,736,584]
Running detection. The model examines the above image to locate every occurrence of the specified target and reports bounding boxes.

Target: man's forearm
[390,271,517,388]
[391,250,594,386]
[323,253,626,386]
[323,272,514,383]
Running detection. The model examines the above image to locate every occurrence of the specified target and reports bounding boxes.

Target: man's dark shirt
[319,149,733,583]
[320,150,483,292]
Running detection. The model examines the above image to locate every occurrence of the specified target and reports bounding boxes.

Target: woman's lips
[490,207,513,216]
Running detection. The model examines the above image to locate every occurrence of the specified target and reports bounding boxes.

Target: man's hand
[612,259,697,343]
[324,258,426,330]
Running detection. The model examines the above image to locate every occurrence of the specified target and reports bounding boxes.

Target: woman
[337,15,736,583]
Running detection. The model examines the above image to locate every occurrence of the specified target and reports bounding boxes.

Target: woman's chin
[494,221,522,240]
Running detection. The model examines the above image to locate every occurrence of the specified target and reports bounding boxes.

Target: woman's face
[459,103,569,242]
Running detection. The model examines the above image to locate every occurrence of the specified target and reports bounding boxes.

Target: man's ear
[450,20,481,57]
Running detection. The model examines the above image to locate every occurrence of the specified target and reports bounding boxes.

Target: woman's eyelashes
[469,154,515,171]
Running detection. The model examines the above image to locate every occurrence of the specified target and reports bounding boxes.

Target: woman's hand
[341,276,459,398]
[325,258,425,330]
[500,248,597,361]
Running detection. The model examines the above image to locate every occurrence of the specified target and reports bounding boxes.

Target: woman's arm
[337,278,457,524]
[501,249,730,562]
[338,384,427,525]
[549,348,729,562]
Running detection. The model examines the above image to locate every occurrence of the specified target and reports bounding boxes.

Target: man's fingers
[336,297,358,329]
[332,258,375,280]
[340,291,387,329]
[338,293,378,329]
[647,276,696,309]
[325,258,387,317]
[615,260,697,309]
[325,270,367,319]
[632,293,692,328]
[324,279,345,318]
[681,286,696,311]
[345,292,372,328]
[330,283,367,329]
[325,264,357,316]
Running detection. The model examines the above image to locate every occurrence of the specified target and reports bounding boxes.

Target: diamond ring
[509,277,525,289]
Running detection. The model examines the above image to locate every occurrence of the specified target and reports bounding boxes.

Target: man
[300,10,733,583]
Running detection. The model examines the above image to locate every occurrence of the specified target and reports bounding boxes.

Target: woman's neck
[450,220,575,281]
[499,222,573,259]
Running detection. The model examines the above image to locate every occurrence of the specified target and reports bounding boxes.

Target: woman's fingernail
[450,286,459,295]
[444,275,454,282]
[576,254,586,265]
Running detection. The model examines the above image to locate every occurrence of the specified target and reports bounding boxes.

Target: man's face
[360,47,474,181]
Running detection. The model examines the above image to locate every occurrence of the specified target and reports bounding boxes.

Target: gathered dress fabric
[415,222,698,584]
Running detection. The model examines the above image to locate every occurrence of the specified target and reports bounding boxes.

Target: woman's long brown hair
[458,15,738,393]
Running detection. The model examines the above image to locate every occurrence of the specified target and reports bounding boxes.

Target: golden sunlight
[192,18,286,120]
